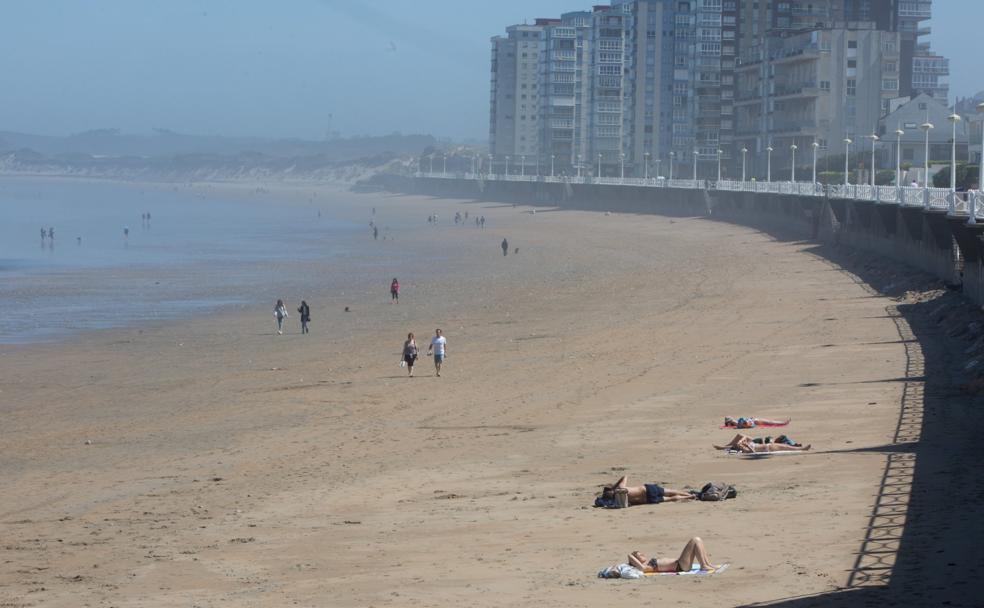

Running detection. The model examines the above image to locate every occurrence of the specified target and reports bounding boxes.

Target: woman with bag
[297,300,311,334]
[402,332,418,377]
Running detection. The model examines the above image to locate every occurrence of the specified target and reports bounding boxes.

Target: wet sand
[0,185,914,606]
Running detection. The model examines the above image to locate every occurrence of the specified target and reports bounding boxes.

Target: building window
[819,81,830,91]
[882,79,898,91]
[848,40,857,49]
[846,79,856,96]
[847,60,857,68]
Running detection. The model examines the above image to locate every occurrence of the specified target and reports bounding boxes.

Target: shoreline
[2,183,979,606]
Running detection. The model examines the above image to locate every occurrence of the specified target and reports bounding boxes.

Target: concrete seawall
[386,175,984,308]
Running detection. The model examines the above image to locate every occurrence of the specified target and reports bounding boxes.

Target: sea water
[0,178,367,343]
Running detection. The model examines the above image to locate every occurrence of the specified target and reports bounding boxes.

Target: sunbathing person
[723,416,790,429]
[714,433,810,453]
[628,537,719,573]
[595,475,696,507]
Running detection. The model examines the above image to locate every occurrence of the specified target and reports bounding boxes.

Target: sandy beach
[0,184,948,606]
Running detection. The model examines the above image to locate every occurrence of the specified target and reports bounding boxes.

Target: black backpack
[699,481,737,501]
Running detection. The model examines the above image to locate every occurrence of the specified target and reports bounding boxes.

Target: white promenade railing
[415,172,984,221]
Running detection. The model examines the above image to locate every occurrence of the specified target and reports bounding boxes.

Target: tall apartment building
[732,0,947,175]
[489,24,544,168]
[489,0,949,177]
[539,12,592,174]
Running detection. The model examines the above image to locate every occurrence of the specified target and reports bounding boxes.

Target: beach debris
[342,520,361,525]
[229,537,255,543]
[84,440,92,445]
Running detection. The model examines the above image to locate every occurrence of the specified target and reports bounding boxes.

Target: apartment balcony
[771,120,818,134]
[550,97,576,107]
[550,119,575,129]
[773,83,821,100]
[899,2,932,20]
[771,45,821,65]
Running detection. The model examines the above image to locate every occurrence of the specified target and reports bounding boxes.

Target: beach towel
[598,563,729,578]
[720,421,790,429]
[727,449,805,457]
[645,563,730,576]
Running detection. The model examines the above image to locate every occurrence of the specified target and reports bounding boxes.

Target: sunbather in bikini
[627,537,719,573]
[595,475,696,507]
[714,433,810,453]
[723,416,790,429]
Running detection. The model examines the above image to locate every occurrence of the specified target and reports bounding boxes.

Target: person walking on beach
[390,278,400,303]
[402,332,418,377]
[373,225,379,240]
[427,328,447,377]
[480,216,485,229]
[297,300,311,334]
[274,299,288,335]
[501,238,509,257]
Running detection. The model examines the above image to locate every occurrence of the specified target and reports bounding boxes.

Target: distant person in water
[76,236,82,246]
[124,226,129,240]
[427,328,447,377]
[714,433,810,453]
[48,227,54,240]
[41,228,46,242]
[390,278,400,303]
[373,226,379,240]
[595,475,696,507]
[501,238,509,256]
[723,416,789,429]
[297,300,310,334]
[402,332,418,377]
[274,299,288,335]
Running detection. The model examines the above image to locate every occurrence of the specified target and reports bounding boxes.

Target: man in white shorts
[428,328,447,377]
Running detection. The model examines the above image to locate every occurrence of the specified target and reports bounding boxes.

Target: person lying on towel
[714,433,811,453]
[628,537,719,573]
[723,416,790,429]
[595,475,696,508]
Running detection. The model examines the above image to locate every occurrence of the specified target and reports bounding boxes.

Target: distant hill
[0,130,437,161]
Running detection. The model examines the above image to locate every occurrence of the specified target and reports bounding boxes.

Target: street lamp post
[442,154,447,175]
[843,139,853,186]
[716,149,723,181]
[505,155,510,176]
[895,128,904,187]
[488,154,493,177]
[577,154,582,179]
[974,102,984,224]
[655,159,662,180]
[766,146,773,182]
[920,121,934,188]
[551,154,555,178]
[790,144,798,182]
[429,155,434,174]
[669,151,675,182]
[868,134,879,187]
[620,152,625,181]
[740,147,747,182]
[948,113,962,214]
[693,149,699,181]
[597,153,602,178]
[521,155,526,177]
[811,141,819,184]
[644,152,650,180]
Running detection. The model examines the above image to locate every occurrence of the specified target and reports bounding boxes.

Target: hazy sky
[0,1,978,141]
